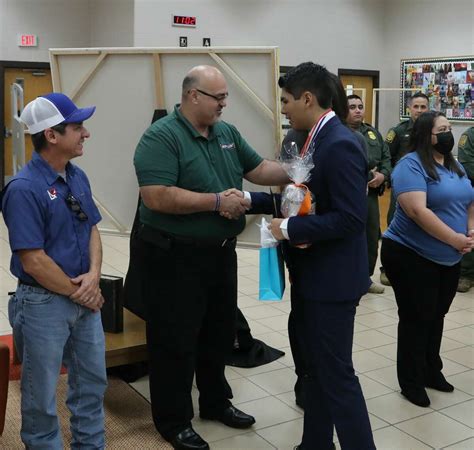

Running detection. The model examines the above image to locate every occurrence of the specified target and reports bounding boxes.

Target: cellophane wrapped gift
[280,141,315,218]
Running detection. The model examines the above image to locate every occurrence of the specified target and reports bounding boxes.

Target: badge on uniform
[386,129,396,143]
[368,131,377,140]
[459,134,468,148]
[47,187,57,200]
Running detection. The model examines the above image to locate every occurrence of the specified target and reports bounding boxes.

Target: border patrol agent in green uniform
[380,92,429,285]
[132,65,289,450]
[385,118,413,168]
[385,92,430,223]
[347,95,391,293]
[457,127,474,292]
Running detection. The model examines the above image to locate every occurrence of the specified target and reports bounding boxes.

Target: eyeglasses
[66,193,88,222]
[194,88,228,102]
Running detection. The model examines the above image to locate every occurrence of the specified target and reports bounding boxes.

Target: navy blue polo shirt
[1,152,101,282]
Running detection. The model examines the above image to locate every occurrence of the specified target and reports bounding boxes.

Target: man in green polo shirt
[347,94,391,294]
[133,65,289,450]
[457,127,474,292]
[380,91,429,285]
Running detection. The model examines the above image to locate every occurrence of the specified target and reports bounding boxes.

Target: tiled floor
[1,219,473,449]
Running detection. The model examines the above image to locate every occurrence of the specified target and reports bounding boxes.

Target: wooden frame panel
[50,47,281,244]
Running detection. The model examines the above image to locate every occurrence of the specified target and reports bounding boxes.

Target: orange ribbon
[294,183,312,216]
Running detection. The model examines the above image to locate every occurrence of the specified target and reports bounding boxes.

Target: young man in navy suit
[252,62,375,450]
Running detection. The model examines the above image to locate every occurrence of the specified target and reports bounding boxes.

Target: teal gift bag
[259,246,285,301]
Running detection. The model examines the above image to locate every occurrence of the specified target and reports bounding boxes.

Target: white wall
[134,0,474,145]
[0,0,134,63]
[0,0,91,62]
[379,0,474,141]
[90,0,134,47]
[2,0,474,140]
[134,0,386,74]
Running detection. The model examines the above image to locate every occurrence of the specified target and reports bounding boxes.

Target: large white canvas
[50,47,281,245]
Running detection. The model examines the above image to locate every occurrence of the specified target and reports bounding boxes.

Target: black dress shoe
[200,405,256,429]
[169,427,209,450]
[401,388,430,407]
[425,373,454,392]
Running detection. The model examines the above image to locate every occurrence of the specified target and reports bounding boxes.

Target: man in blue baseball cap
[1,92,107,449]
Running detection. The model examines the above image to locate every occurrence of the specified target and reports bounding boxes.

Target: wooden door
[340,74,374,126]
[379,188,390,232]
[4,68,52,177]
[340,74,391,231]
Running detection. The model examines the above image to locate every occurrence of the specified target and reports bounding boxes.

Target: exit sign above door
[18,35,38,47]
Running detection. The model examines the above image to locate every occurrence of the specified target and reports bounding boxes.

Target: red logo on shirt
[47,188,57,200]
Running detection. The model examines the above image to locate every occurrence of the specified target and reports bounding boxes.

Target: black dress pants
[288,288,310,404]
[138,235,237,439]
[295,292,375,450]
[381,238,460,393]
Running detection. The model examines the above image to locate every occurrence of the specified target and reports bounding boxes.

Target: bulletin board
[401,56,474,121]
[49,47,281,245]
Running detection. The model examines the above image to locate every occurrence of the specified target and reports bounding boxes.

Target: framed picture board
[400,56,474,122]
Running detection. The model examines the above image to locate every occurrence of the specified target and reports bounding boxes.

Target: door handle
[4,127,12,138]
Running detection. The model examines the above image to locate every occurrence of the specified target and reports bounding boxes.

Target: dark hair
[410,91,429,104]
[279,62,348,121]
[347,94,362,102]
[31,123,67,152]
[328,72,348,123]
[182,74,198,92]
[408,111,464,180]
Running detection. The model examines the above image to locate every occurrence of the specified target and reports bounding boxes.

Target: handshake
[217,188,251,220]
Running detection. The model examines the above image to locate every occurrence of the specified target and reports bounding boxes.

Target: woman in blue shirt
[381,111,474,408]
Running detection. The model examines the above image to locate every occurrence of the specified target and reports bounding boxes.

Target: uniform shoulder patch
[459,134,468,148]
[367,130,377,140]
[386,129,396,143]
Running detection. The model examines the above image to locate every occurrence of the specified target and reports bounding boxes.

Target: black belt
[18,279,44,289]
[138,224,237,250]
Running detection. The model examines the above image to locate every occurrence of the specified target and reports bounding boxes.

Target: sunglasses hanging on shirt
[66,193,88,222]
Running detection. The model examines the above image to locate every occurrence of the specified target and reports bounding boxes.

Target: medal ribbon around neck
[296,109,335,215]
[300,109,335,157]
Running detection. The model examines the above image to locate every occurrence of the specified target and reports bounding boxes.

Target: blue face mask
[433,131,454,155]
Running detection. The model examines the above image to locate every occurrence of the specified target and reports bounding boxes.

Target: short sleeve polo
[384,152,474,265]
[133,105,263,239]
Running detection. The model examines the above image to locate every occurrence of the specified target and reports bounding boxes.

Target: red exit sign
[18,34,38,47]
